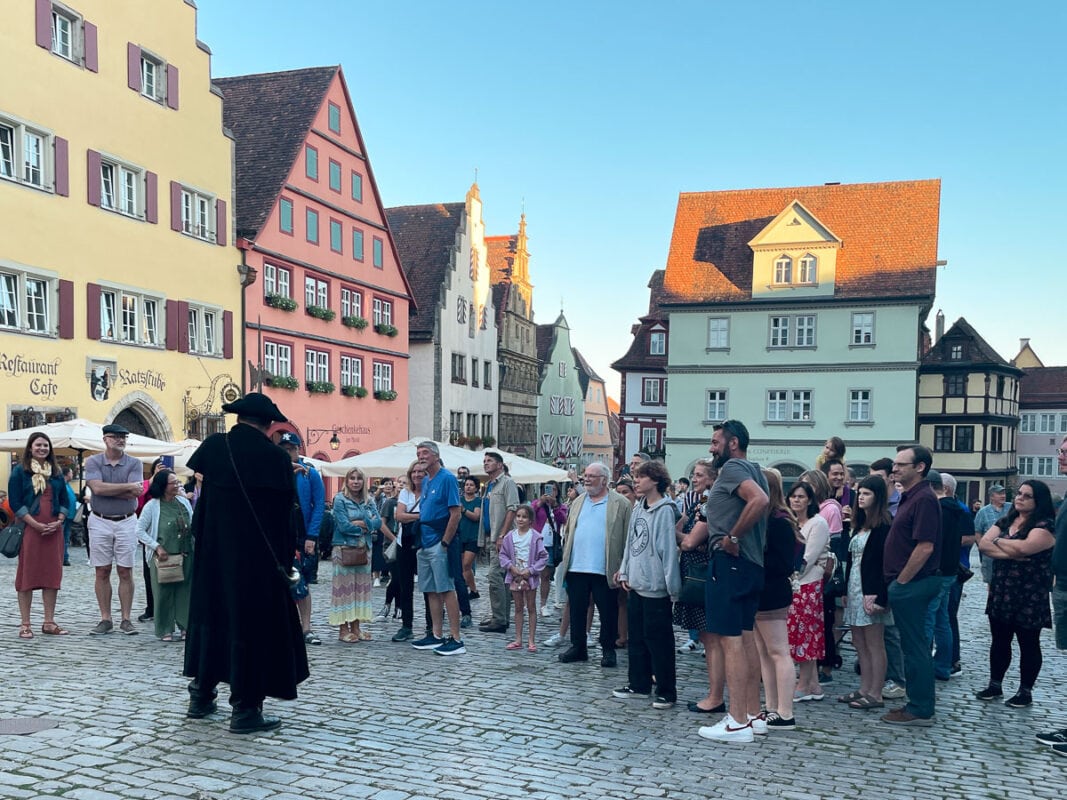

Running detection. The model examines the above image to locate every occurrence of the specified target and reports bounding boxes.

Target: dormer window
[773,255,792,284]
[798,254,817,284]
[649,331,665,355]
[949,344,964,360]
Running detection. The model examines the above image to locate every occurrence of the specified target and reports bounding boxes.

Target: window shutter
[54,137,69,196]
[144,171,158,223]
[84,21,98,72]
[166,64,180,110]
[86,149,101,206]
[58,280,74,339]
[35,0,51,49]
[127,43,141,91]
[170,180,182,231]
[222,310,233,359]
[215,198,227,246]
[86,283,101,340]
[165,299,179,350]
[177,301,190,353]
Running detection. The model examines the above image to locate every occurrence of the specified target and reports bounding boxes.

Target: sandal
[161,634,176,642]
[18,624,33,640]
[340,632,360,643]
[505,641,523,650]
[837,690,864,704]
[849,694,885,710]
[41,622,69,636]
[358,630,372,641]
[527,643,538,653]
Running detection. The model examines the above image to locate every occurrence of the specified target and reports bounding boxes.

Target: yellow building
[0,0,240,447]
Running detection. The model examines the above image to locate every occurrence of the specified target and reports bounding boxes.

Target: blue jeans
[948,578,963,664]
[888,575,942,719]
[923,575,956,679]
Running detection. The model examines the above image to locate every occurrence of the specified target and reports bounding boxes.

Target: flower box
[374,389,398,401]
[265,293,298,312]
[341,385,368,398]
[265,374,299,390]
[306,381,336,394]
[307,305,336,322]
[342,315,369,330]
[375,323,398,337]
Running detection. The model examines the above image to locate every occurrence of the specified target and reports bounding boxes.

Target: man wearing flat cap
[182,393,309,734]
[85,423,146,635]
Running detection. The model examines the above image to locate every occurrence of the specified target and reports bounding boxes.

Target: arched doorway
[113,407,152,437]
[107,392,172,440]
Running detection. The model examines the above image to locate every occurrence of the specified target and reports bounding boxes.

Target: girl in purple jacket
[499,505,548,652]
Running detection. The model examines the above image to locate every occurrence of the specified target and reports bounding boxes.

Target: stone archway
[106,391,172,440]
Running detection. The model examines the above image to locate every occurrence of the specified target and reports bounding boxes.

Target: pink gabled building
[214,66,414,472]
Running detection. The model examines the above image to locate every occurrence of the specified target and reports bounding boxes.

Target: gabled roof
[572,347,603,397]
[1020,367,1067,408]
[536,323,555,366]
[611,271,669,373]
[214,67,338,240]
[661,179,941,304]
[385,203,464,338]
[485,235,517,284]
[921,317,1020,373]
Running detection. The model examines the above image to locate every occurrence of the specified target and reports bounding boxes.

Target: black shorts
[461,538,479,554]
[705,550,763,636]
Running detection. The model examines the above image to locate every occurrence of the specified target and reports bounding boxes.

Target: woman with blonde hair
[331,467,381,642]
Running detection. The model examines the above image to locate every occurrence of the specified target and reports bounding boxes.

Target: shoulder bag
[0,495,42,559]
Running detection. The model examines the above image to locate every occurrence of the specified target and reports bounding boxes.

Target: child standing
[499,505,548,652]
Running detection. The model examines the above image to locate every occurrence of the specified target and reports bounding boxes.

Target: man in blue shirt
[279,432,324,646]
[410,441,465,656]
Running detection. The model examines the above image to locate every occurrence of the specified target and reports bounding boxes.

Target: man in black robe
[183,393,309,733]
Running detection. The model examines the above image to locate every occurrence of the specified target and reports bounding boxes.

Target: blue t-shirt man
[420,465,460,548]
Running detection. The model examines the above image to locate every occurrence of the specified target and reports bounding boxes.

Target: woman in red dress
[8,432,70,639]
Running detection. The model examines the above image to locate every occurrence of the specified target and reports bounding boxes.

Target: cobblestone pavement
[1,555,1065,800]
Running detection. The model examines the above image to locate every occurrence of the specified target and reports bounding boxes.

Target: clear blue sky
[195,0,1067,393]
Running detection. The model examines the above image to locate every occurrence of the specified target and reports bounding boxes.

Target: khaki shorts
[88,513,137,568]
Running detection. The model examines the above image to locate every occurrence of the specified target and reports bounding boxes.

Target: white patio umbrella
[0,418,186,458]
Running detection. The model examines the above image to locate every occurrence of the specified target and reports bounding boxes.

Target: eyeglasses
[891,461,915,469]
[1058,449,1067,456]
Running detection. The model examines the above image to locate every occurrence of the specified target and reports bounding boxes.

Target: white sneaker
[699,714,754,744]
[539,605,553,618]
[586,634,596,649]
[373,578,381,588]
[883,680,907,699]
[677,639,699,655]
[543,633,565,648]
[749,713,768,736]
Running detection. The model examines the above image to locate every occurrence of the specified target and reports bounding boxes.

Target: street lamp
[306,428,341,451]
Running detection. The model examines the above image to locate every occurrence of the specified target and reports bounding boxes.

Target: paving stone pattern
[1,557,1065,799]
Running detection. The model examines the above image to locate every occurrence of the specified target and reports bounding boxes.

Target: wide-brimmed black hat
[222,392,288,422]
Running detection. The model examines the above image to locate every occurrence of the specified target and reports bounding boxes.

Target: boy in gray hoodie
[614,460,682,709]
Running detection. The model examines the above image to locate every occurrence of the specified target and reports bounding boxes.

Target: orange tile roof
[661,179,941,304]
[485,235,517,284]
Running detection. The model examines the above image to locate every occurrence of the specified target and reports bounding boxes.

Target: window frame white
[769,316,790,348]
[372,297,393,326]
[707,317,729,350]
[766,389,813,423]
[706,389,727,423]
[851,312,875,346]
[649,330,665,355]
[305,276,328,309]
[848,389,872,423]
[263,341,293,378]
[773,255,792,284]
[187,302,222,356]
[798,253,817,284]
[372,360,393,392]
[304,348,329,383]
[263,264,291,299]
[98,284,163,346]
[0,113,53,191]
[642,377,662,405]
[640,427,658,450]
[0,263,57,335]
[180,185,216,242]
[795,315,816,347]
[1019,413,1036,433]
[340,354,362,388]
[340,287,362,318]
[99,154,143,218]
[139,51,165,103]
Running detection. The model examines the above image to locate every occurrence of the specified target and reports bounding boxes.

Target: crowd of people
[4,398,1066,754]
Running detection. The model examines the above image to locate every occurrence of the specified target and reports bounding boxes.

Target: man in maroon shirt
[881,444,942,726]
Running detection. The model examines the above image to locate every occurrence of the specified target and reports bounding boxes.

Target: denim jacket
[8,464,69,520]
[331,493,381,547]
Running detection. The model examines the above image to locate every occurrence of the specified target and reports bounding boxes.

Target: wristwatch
[728,535,739,544]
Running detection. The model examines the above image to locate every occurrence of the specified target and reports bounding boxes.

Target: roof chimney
[935,309,945,343]
[1020,337,1030,351]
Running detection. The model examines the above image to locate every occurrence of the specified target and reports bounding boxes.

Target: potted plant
[374,323,398,337]
[306,380,336,394]
[306,305,336,322]
[265,293,298,312]
[374,389,397,401]
[467,435,483,450]
[482,435,496,447]
[454,434,469,447]
[341,385,368,398]
[341,315,369,330]
[265,374,298,390]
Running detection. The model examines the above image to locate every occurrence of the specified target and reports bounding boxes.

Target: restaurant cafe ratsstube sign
[0,352,167,403]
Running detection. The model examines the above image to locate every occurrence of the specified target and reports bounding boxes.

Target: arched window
[799,254,817,283]
[774,255,792,284]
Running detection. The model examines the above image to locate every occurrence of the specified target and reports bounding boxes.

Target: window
[279,198,293,233]
[263,264,291,298]
[341,354,362,388]
[352,228,365,261]
[1035,457,1056,477]
[586,418,594,434]
[851,312,875,345]
[181,187,214,241]
[372,297,392,326]
[773,255,792,284]
[1020,413,1036,433]
[305,277,328,309]
[373,361,393,392]
[0,267,54,334]
[451,353,467,383]
[770,316,790,347]
[457,296,468,325]
[1061,414,1067,433]
[306,208,319,244]
[329,160,341,193]
[484,360,492,390]
[996,376,1005,398]
[305,348,329,382]
[640,379,657,407]
[0,116,54,191]
[1018,456,1033,476]
[706,390,727,422]
[934,425,953,451]
[558,361,567,378]
[187,304,220,355]
[1039,413,1057,433]
[795,315,816,347]
[597,420,604,434]
[766,390,812,422]
[482,415,493,439]
[328,102,341,134]
[340,287,361,318]
[989,426,1004,453]
[848,389,871,422]
[471,357,479,387]
[372,237,383,268]
[100,160,137,216]
[641,427,658,450]
[140,53,163,102]
[955,426,974,453]
[798,254,817,283]
[263,341,292,378]
[305,145,318,180]
[945,374,967,397]
[550,395,575,416]
[949,344,964,360]
[330,219,343,253]
[649,331,665,355]
[97,287,161,345]
[707,317,729,349]
[450,411,463,436]
[51,8,74,60]
[351,171,363,202]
